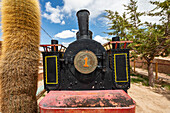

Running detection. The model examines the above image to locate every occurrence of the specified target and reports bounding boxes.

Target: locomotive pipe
[112,37,120,49]
[51,39,58,52]
[76,30,93,40]
[76,9,92,39]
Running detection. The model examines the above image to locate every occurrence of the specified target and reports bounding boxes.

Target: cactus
[0,0,40,112]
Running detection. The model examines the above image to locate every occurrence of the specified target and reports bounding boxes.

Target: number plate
[74,50,98,74]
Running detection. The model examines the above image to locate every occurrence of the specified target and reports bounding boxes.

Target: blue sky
[39,0,112,46]
[0,0,163,47]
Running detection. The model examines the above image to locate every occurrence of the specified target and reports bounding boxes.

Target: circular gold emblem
[74,50,98,74]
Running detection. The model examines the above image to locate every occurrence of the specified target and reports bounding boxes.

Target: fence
[132,60,170,80]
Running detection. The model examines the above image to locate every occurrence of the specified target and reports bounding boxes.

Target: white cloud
[94,35,109,45]
[61,35,109,48]
[62,0,128,18]
[71,29,78,32]
[43,0,127,24]
[62,42,70,47]
[61,21,65,25]
[42,0,165,24]
[57,42,71,50]
[137,0,165,24]
[42,2,64,23]
[54,29,78,39]
[137,0,165,13]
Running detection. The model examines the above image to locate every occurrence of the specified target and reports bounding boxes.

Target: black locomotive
[41,9,130,92]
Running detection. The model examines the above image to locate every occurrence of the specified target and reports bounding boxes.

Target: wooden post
[54,46,56,52]
[134,60,136,73]
[105,45,108,51]
[155,62,158,80]
[36,89,46,100]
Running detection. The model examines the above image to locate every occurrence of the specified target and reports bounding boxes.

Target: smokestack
[112,37,120,49]
[76,9,92,40]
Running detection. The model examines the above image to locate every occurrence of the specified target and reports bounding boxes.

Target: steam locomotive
[41,9,131,93]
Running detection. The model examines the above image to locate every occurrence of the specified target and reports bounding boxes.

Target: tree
[104,11,130,40]
[104,0,170,86]
[123,0,144,28]
[149,0,170,37]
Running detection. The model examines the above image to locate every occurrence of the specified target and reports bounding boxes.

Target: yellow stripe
[114,53,128,82]
[45,56,58,84]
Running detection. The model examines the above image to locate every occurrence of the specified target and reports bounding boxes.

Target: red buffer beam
[39,90,136,113]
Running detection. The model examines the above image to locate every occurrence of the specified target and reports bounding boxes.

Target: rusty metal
[39,90,136,113]
[103,41,133,50]
[124,42,127,49]
[74,50,98,74]
[110,41,133,44]
[40,44,66,52]
[115,42,118,49]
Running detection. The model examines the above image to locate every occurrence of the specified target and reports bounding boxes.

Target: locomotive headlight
[74,50,98,74]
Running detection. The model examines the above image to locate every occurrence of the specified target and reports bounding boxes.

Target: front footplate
[39,90,135,113]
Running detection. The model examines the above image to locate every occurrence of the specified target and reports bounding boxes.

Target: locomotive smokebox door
[74,50,98,74]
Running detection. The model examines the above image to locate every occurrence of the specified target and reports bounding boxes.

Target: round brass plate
[74,50,98,74]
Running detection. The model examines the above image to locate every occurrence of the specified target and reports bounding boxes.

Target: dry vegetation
[0,0,40,112]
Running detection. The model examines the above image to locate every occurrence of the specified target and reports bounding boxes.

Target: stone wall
[130,57,170,74]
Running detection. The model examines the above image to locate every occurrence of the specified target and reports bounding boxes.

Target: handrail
[103,41,133,50]
[40,44,67,52]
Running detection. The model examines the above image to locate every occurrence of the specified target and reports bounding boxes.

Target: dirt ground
[1,82,170,113]
[129,83,170,113]
[36,82,170,113]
